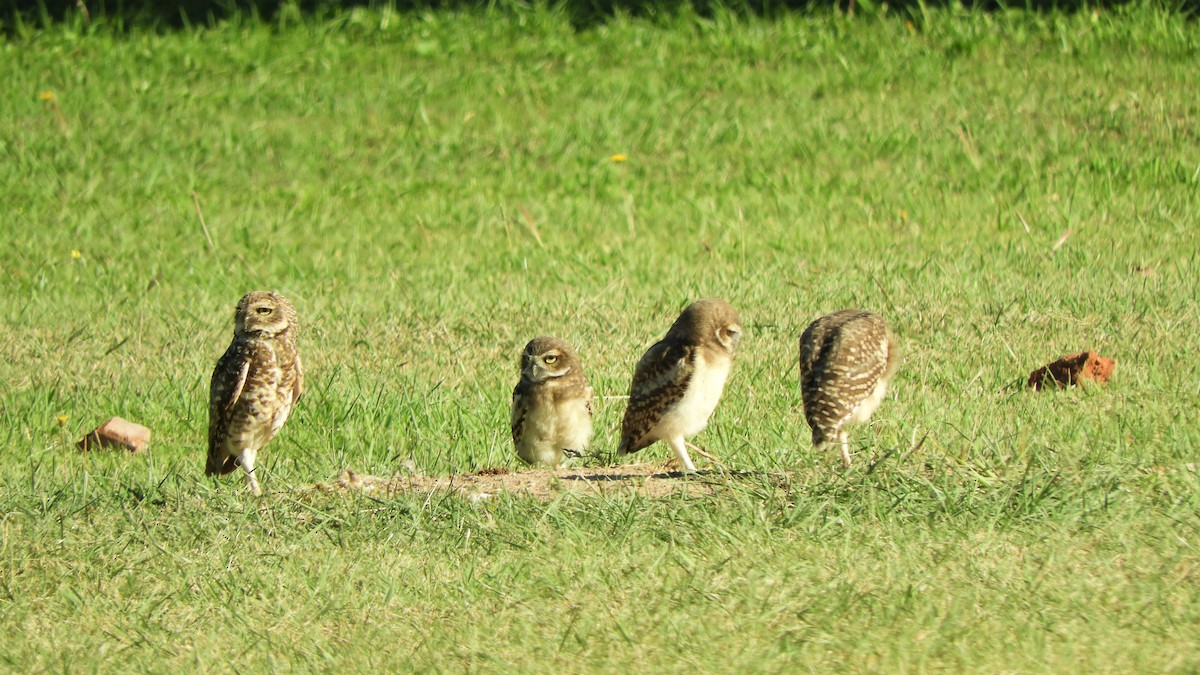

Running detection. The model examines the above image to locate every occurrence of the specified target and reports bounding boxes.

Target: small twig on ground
[1052,228,1073,252]
[518,205,545,249]
[192,191,215,252]
[1015,209,1032,234]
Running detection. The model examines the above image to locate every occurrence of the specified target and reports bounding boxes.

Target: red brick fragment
[77,416,151,453]
[1027,351,1115,391]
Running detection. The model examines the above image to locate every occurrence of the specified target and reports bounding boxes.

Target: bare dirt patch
[308,463,745,501]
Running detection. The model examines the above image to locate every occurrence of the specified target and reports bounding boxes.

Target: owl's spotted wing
[618,339,695,455]
[800,312,890,439]
[798,321,827,388]
[799,316,840,403]
[206,342,250,476]
[292,350,305,405]
[510,378,533,446]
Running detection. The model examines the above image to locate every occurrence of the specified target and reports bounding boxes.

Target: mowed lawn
[1,5,1198,671]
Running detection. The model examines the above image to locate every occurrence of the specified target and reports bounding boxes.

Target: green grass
[2,3,1200,670]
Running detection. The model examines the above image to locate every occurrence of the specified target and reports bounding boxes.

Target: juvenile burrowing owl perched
[510,336,594,467]
[618,298,742,473]
[207,291,304,496]
[799,309,897,467]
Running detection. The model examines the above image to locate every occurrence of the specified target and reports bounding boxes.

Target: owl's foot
[685,441,728,471]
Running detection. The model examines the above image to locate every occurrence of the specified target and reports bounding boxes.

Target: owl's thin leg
[241,449,263,496]
[666,436,698,473]
[838,430,852,468]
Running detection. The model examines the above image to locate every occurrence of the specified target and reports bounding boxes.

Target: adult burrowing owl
[207,291,304,496]
[799,309,897,467]
[510,336,594,467]
[618,298,742,473]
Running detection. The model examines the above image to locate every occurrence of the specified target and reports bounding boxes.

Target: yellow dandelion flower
[56,415,69,425]
[71,250,81,259]
[609,153,628,163]
[39,91,57,101]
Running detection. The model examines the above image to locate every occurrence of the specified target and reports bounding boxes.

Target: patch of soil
[308,463,736,501]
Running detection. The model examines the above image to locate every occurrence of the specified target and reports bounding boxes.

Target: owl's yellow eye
[256,307,273,316]
[544,354,558,365]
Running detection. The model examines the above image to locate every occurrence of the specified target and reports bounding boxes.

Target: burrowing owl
[510,336,594,467]
[799,309,897,467]
[207,291,304,496]
[618,298,742,473]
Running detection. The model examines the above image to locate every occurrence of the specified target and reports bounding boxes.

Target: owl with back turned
[207,291,304,496]
[799,309,897,467]
[618,298,742,473]
[511,336,594,467]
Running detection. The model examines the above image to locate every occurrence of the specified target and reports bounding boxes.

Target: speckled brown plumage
[617,340,696,455]
[618,298,742,472]
[207,291,303,495]
[799,309,896,467]
[510,336,594,467]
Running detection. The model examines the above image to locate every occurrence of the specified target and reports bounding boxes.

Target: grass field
[2,3,1199,670]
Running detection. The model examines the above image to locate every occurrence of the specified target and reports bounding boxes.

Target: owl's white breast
[556,396,593,450]
[515,395,592,466]
[654,350,732,441]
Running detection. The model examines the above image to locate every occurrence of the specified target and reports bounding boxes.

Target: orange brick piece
[78,416,151,453]
[1028,351,1115,391]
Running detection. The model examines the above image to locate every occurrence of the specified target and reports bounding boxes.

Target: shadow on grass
[560,468,770,481]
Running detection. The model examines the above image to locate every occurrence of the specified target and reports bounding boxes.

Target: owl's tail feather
[205,451,240,476]
[618,429,655,456]
[810,426,828,448]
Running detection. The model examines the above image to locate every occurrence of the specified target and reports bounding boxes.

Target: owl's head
[233,291,298,339]
[520,336,581,383]
[669,298,742,353]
